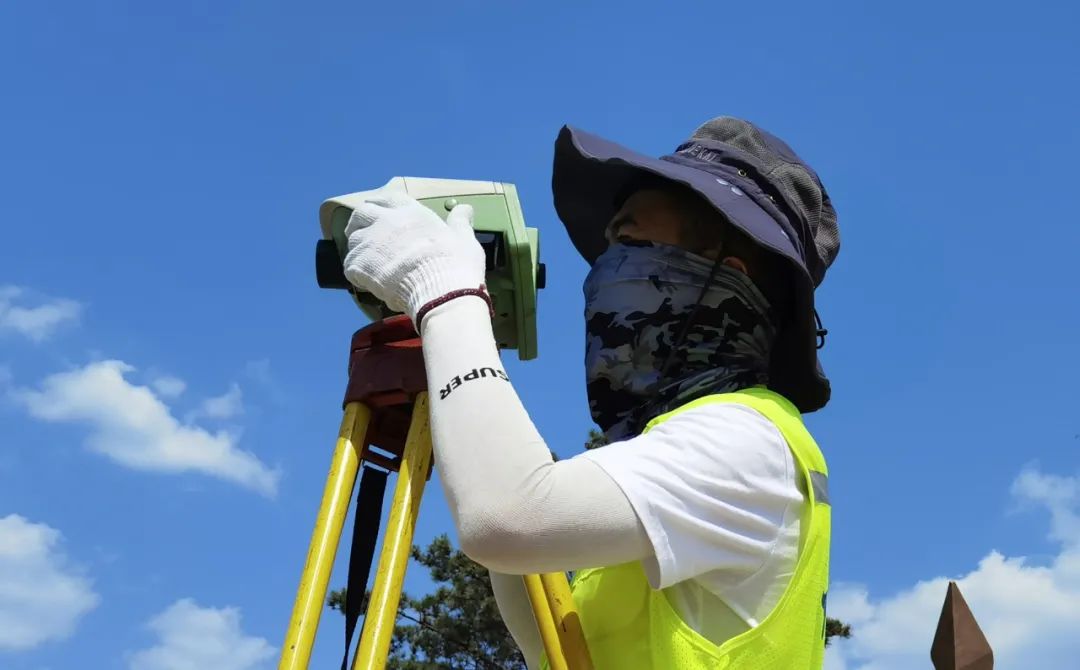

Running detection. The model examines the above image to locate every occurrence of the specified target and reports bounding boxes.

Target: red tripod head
[344,316,428,470]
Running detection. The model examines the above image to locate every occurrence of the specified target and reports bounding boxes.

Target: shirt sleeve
[488,570,545,670]
[418,297,653,575]
[580,402,803,591]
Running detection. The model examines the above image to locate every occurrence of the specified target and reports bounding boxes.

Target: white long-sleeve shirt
[420,296,805,668]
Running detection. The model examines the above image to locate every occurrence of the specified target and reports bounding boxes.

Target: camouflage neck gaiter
[584,242,778,441]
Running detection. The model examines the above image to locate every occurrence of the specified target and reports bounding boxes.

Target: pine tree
[328,535,527,669]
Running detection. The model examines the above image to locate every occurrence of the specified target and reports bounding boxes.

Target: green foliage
[825,617,852,647]
[326,586,350,613]
[328,535,526,669]
[584,429,609,450]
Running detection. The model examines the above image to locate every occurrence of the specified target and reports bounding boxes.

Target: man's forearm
[489,570,544,670]
[418,297,651,574]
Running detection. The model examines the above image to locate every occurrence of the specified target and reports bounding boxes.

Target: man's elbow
[457,503,541,571]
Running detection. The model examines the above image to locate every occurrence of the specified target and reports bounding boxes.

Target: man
[342,117,840,669]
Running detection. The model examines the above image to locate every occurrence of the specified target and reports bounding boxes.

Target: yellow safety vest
[542,387,831,669]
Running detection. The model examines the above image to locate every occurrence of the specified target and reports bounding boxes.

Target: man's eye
[607,215,635,241]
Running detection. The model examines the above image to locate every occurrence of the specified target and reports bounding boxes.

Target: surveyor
[341,116,840,669]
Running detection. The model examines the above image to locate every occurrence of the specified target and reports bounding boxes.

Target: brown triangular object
[930,582,994,670]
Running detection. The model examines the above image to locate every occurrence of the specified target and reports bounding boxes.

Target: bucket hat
[552,117,840,412]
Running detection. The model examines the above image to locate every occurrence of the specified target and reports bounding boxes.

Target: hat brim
[553,126,807,273]
[551,125,830,413]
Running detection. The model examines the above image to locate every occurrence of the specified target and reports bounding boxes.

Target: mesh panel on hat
[691,117,840,283]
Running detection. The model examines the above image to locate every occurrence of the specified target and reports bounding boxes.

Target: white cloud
[826,466,1080,670]
[128,599,274,670]
[196,384,243,420]
[0,514,99,651]
[0,285,81,342]
[151,376,187,399]
[13,361,280,497]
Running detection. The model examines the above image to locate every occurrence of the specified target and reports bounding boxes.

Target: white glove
[342,191,487,325]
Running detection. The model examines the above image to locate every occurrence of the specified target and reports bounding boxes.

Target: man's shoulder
[651,398,791,446]
[587,399,798,491]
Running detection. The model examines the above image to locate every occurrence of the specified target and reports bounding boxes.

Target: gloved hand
[342,191,487,325]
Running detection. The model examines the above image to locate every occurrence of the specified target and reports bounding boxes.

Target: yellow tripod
[277,317,593,670]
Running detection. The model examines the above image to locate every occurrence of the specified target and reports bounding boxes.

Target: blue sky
[2,1,1079,668]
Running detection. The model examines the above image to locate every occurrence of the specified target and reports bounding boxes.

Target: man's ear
[720,256,749,275]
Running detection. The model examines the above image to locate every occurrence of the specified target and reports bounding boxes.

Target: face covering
[584,242,778,440]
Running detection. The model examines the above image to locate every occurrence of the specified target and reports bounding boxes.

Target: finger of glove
[342,243,406,314]
[342,240,381,285]
[445,203,475,236]
[344,202,392,237]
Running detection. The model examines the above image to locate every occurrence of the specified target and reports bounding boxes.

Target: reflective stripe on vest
[541,387,831,670]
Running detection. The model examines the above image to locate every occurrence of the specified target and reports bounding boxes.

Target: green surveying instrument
[279,177,594,670]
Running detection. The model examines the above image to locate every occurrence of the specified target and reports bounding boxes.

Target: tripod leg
[279,402,372,670]
[524,574,569,670]
[539,572,594,670]
[352,392,434,670]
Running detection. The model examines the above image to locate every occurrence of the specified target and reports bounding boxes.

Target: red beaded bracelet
[414,286,495,329]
